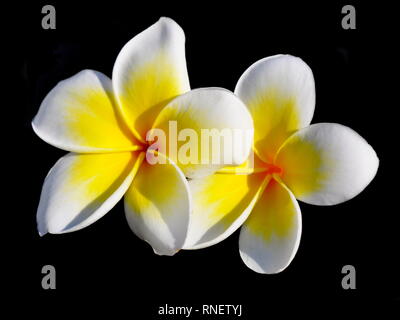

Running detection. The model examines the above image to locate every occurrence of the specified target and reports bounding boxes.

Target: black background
[11,0,399,315]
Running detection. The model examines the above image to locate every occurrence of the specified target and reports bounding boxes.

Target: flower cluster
[33,18,378,274]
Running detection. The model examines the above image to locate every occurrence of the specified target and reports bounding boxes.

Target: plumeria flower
[183,55,379,273]
[32,18,253,255]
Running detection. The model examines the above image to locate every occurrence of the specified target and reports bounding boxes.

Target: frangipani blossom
[183,55,379,273]
[32,18,253,256]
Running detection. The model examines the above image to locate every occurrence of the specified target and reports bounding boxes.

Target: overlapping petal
[124,151,191,256]
[184,172,270,250]
[239,179,302,274]
[235,55,315,163]
[150,88,254,179]
[32,70,139,153]
[112,17,190,141]
[275,123,379,205]
[37,151,141,235]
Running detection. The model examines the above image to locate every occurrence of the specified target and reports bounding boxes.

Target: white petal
[124,151,191,256]
[183,171,270,250]
[235,55,315,163]
[32,70,139,153]
[275,123,379,205]
[112,17,190,141]
[37,152,141,235]
[239,179,302,274]
[151,88,254,179]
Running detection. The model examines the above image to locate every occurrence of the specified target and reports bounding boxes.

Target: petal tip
[240,250,292,274]
[152,246,180,257]
[38,227,48,237]
[156,16,184,39]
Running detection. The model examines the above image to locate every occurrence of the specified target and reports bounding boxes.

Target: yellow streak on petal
[246,178,297,241]
[216,167,268,174]
[63,152,139,204]
[125,152,183,221]
[249,89,299,163]
[119,53,187,141]
[192,172,269,228]
[274,134,329,198]
[65,87,138,151]
[215,150,268,175]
